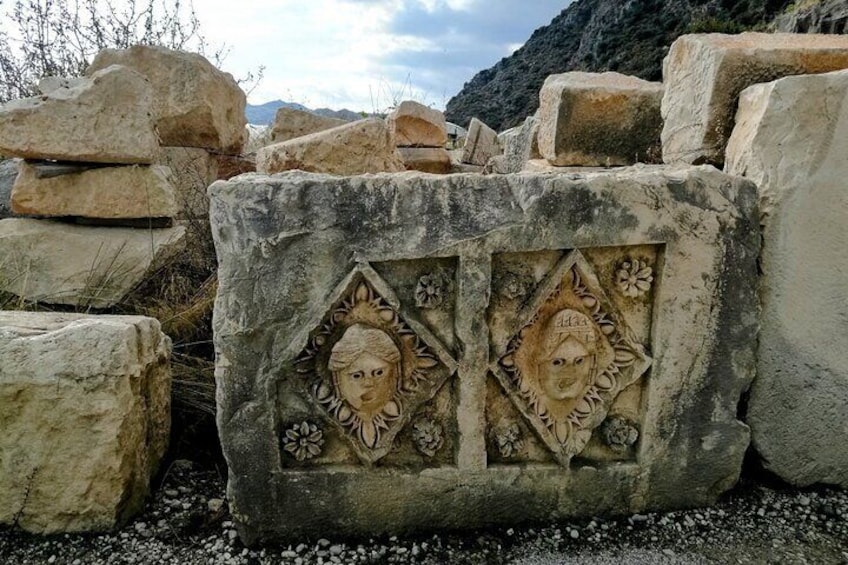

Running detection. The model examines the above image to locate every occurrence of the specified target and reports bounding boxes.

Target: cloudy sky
[193,0,569,110]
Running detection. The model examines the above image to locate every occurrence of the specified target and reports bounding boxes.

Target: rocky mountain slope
[445,0,804,131]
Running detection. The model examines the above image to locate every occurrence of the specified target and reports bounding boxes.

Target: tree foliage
[0,0,231,103]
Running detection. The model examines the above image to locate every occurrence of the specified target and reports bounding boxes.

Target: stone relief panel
[489,248,654,466]
[291,264,458,465]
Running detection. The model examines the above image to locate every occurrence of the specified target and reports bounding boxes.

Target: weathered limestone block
[0,65,158,164]
[270,107,348,143]
[398,147,451,174]
[87,46,247,153]
[387,101,447,147]
[538,72,663,167]
[11,162,177,221]
[209,166,759,543]
[0,312,171,533]
[256,119,404,175]
[661,32,848,166]
[726,70,848,488]
[156,147,219,219]
[0,219,185,308]
[0,159,18,219]
[461,117,501,166]
[489,115,541,174]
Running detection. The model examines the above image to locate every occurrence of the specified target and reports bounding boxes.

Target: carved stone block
[210,167,759,543]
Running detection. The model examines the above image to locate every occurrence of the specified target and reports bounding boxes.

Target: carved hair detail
[328,323,401,371]
[542,308,598,359]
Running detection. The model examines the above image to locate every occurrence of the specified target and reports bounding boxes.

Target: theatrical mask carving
[329,324,401,419]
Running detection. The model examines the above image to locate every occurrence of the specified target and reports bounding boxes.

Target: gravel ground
[1,460,846,565]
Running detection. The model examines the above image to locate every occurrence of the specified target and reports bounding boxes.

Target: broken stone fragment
[0,218,185,308]
[493,115,541,174]
[461,117,502,166]
[397,147,451,174]
[0,65,158,164]
[11,162,177,222]
[256,118,405,175]
[726,69,848,489]
[661,32,848,166]
[387,100,448,147]
[537,72,663,167]
[0,311,171,533]
[270,107,348,143]
[87,45,247,154]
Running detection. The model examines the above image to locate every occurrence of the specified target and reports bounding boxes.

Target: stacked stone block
[0,64,185,308]
[387,100,451,173]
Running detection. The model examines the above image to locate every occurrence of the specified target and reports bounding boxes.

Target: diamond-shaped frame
[294,263,457,464]
[492,250,652,466]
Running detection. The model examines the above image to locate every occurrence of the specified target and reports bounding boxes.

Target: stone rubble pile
[0,63,185,308]
[3,29,848,544]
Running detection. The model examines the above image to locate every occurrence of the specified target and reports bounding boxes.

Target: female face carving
[329,324,401,416]
[336,350,397,413]
[536,309,597,401]
[540,336,594,400]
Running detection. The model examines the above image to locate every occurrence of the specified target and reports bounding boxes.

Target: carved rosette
[294,265,456,464]
[281,421,325,461]
[495,250,651,466]
[411,417,444,457]
[616,259,654,298]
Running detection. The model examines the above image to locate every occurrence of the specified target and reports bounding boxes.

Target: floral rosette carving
[295,277,443,457]
[496,254,651,464]
[499,272,534,301]
[495,423,524,458]
[411,417,444,457]
[601,416,639,452]
[616,259,654,298]
[282,421,325,461]
[415,272,450,309]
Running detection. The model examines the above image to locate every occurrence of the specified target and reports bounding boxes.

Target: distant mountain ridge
[445,0,806,131]
[245,100,366,125]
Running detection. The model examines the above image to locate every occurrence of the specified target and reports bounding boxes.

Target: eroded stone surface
[726,70,848,488]
[0,219,185,308]
[461,118,501,165]
[0,159,18,219]
[538,72,663,166]
[488,115,541,174]
[661,32,848,166]
[209,166,759,542]
[11,163,176,221]
[256,119,404,175]
[387,101,447,147]
[398,147,451,173]
[156,147,218,219]
[0,312,171,533]
[87,46,247,153]
[270,108,348,144]
[0,65,158,164]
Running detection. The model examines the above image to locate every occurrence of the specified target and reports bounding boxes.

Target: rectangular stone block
[538,72,663,166]
[0,218,185,308]
[0,312,171,533]
[726,70,848,489]
[209,167,759,543]
[11,162,177,221]
[661,32,848,166]
[461,117,501,166]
